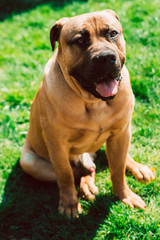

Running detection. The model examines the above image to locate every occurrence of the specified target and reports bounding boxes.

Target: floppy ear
[105,9,120,21]
[50,17,69,51]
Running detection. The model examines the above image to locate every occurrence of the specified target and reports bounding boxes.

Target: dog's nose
[93,51,117,64]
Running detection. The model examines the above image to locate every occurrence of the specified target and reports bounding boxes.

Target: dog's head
[50,10,126,101]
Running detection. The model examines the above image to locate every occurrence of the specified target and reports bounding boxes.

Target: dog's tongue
[96,79,118,98]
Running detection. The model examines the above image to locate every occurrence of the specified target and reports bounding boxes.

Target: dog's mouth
[95,73,121,98]
[69,64,122,101]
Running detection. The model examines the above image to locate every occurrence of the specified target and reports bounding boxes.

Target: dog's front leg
[106,123,146,209]
[43,132,82,218]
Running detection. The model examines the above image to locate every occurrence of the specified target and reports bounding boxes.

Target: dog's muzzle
[95,73,122,99]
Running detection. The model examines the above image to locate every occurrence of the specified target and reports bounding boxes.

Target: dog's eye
[110,30,118,38]
[75,37,90,48]
[77,37,85,45]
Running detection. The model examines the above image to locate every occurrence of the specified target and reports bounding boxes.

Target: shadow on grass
[0,156,115,240]
[0,0,88,21]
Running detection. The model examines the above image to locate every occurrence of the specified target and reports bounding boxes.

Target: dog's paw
[114,185,146,209]
[80,174,99,200]
[127,161,155,183]
[59,190,82,218]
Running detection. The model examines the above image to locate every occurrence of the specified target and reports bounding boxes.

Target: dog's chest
[69,127,110,154]
[68,102,120,154]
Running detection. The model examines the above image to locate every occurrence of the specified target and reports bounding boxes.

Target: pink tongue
[96,79,118,98]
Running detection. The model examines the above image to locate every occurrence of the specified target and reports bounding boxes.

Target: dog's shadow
[0,151,116,240]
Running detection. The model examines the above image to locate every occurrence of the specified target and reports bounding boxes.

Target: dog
[20,10,155,217]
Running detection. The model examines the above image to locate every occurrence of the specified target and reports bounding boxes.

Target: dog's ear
[105,9,120,21]
[50,17,69,51]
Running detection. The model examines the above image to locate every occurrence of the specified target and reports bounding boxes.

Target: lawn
[0,0,160,239]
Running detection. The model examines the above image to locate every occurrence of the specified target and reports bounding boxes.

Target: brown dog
[20,10,154,217]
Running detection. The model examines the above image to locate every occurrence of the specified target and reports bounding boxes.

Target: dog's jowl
[20,10,155,217]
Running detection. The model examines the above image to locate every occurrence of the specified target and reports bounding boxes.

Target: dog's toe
[132,164,155,183]
[114,184,146,210]
[80,174,99,200]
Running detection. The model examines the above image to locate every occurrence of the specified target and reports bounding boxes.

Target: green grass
[0,0,160,239]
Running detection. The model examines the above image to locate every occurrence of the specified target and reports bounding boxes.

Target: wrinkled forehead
[61,11,122,39]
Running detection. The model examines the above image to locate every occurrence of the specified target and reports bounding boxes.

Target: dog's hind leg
[20,134,57,182]
[126,153,155,183]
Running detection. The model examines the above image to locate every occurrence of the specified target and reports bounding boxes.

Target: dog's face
[50,10,126,101]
